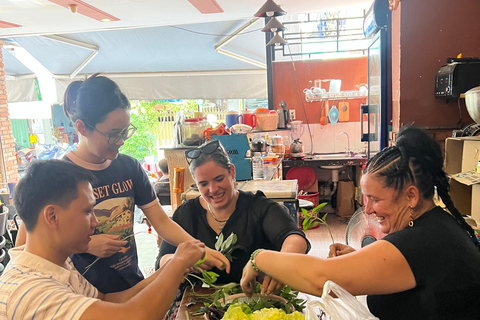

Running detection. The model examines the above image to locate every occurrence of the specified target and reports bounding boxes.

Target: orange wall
[393,0,480,130]
[272,57,368,124]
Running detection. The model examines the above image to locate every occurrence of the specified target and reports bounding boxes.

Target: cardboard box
[449,171,480,223]
[445,137,480,224]
[445,137,480,175]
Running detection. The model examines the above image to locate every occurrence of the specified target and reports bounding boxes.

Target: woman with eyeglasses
[158,140,310,291]
[15,74,229,294]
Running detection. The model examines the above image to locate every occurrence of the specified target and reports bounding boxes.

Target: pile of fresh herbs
[193,284,306,320]
[186,232,306,320]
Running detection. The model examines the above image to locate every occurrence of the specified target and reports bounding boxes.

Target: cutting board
[339,101,350,122]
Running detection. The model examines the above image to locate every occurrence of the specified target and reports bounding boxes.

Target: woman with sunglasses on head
[158,140,310,291]
[15,74,229,294]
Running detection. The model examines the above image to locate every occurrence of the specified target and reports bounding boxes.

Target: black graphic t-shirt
[66,152,156,293]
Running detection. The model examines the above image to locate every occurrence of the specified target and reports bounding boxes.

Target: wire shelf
[305,91,368,102]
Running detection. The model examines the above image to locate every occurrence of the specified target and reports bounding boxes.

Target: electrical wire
[169,25,263,37]
[285,44,314,155]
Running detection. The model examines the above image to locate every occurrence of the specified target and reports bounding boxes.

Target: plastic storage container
[252,152,264,180]
[182,118,208,146]
[255,111,278,131]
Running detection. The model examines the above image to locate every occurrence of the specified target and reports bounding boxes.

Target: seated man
[0,160,206,320]
[154,158,171,205]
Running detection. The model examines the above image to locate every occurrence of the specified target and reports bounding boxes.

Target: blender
[290,120,305,160]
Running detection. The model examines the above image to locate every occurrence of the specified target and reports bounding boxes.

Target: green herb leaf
[215,233,224,251]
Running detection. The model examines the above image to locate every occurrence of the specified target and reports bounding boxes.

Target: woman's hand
[87,234,128,258]
[261,275,284,295]
[240,262,259,297]
[197,247,231,273]
[328,243,356,258]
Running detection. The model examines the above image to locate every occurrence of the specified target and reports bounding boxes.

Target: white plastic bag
[304,281,379,320]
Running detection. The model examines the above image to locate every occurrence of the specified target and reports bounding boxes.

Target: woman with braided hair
[240,126,480,319]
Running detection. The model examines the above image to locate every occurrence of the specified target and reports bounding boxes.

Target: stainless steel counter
[282,152,368,171]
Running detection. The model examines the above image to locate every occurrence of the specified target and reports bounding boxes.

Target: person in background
[15,74,229,294]
[1,160,205,320]
[240,126,480,320]
[154,158,171,205]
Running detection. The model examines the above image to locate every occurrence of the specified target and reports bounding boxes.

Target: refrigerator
[361,0,391,159]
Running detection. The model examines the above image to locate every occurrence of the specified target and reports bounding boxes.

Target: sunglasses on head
[185,140,221,165]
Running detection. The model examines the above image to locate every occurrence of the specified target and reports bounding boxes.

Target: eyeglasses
[185,140,221,165]
[85,123,137,145]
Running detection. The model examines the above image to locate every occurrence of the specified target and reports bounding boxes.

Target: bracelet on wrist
[250,249,264,272]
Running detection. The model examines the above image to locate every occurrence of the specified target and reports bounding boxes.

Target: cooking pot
[465,86,480,124]
[251,137,266,153]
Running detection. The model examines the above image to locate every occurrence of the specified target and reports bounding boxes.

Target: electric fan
[346,207,387,250]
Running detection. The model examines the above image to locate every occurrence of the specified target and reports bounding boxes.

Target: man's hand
[173,240,206,268]
[328,243,356,258]
[240,262,259,297]
[87,234,128,258]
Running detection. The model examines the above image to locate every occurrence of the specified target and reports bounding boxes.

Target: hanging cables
[285,43,314,155]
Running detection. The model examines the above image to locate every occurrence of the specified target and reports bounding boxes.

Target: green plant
[301,203,335,246]
[120,99,199,160]
[120,100,159,160]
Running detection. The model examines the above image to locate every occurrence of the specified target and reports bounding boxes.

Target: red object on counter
[203,123,231,140]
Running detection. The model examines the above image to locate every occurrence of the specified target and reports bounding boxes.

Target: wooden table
[176,287,213,320]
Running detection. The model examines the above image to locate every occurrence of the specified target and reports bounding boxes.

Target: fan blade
[187,0,224,14]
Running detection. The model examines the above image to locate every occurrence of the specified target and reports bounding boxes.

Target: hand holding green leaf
[301,202,335,246]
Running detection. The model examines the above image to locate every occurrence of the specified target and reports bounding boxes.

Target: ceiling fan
[187,0,223,14]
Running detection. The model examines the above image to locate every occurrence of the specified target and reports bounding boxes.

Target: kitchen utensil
[329,105,339,125]
[240,111,257,128]
[320,103,327,126]
[277,100,290,128]
[465,86,480,124]
[225,111,242,128]
[290,139,303,154]
[182,117,209,146]
[271,134,283,145]
[339,101,350,121]
[290,120,304,140]
[303,88,314,100]
[230,123,252,134]
[251,137,267,152]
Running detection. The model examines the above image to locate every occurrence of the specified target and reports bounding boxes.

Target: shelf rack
[305,90,368,102]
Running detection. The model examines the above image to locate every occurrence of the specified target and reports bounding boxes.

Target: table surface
[176,287,212,320]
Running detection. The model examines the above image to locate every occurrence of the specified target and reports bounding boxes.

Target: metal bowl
[465,86,480,124]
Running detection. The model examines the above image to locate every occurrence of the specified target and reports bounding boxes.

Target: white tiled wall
[302,122,366,154]
[248,122,366,155]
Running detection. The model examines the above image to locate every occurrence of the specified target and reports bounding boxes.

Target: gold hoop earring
[409,206,414,227]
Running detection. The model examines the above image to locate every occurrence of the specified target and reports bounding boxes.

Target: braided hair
[63,73,131,127]
[364,126,479,248]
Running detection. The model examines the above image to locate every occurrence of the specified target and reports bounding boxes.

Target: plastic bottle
[252,152,264,180]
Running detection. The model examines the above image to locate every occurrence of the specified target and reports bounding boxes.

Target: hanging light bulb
[254,0,286,17]
[267,32,287,46]
[262,17,286,32]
